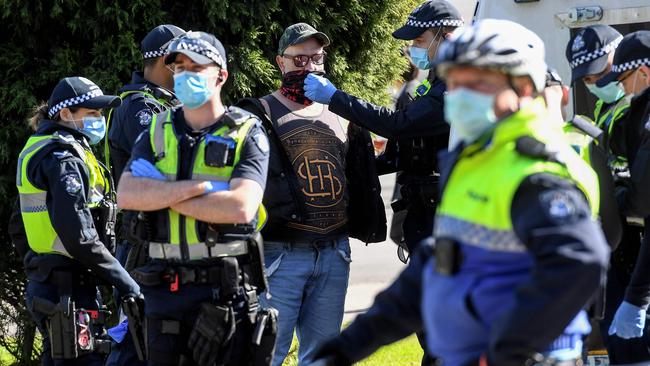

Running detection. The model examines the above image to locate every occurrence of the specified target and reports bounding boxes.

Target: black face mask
[280,70,325,106]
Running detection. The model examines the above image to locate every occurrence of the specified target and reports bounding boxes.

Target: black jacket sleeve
[39,148,140,296]
[623,226,650,309]
[328,83,448,140]
[328,239,432,363]
[488,173,609,365]
[617,131,650,218]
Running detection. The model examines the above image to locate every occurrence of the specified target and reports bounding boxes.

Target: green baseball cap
[278,23,330,55]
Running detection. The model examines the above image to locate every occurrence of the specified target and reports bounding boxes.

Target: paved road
[344,173,409,322]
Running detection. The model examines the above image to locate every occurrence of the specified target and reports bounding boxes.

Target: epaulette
[515,136,563,164]
[223,106,259,129]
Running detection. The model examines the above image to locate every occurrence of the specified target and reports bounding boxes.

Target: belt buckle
[434,238,462,276]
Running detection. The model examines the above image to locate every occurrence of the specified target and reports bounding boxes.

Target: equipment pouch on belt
[252,307,278,366]
[188,302,236,366]
[33,295,111,359]
[91,199,117,253]
[244,232,268,294]
[123,295,148,361]
[125,211,151,271]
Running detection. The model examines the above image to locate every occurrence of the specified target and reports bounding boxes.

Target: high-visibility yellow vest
[17,131,110,256]
[435,99,599,252]
[148,108,267,251]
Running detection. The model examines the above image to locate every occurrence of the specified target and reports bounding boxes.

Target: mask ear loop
[427,27,444,62]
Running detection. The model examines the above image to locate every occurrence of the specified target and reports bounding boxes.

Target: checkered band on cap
[172,37,225,68]
[143,50,166,59]
[569,36,622,69]
[405,18,464,29]
[612,58,650,73]
[48,89,104,118]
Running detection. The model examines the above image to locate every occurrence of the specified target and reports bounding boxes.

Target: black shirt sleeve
[617,131,650,218]
[36,147,140,296]
[328,85,448,140]
[123,130,156,175]
[231,123,269,189]
[331,239,431,362]
[488,173,609,365]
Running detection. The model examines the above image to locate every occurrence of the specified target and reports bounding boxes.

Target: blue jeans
[260,236,351,366]
[25,280,104,366]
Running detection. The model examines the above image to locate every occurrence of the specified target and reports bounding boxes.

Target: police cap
[47,77,121,118]
[392,0,464,41]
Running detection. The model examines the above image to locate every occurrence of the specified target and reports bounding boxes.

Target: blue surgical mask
[444,88,497,144]
[74,116,106,145]
[409,29,442,70]
[585,81,625,104]
[174,71,214,109]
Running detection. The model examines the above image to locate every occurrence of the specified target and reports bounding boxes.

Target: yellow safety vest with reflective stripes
[16,131,110,256]
[594,97,629,171]
[148,108,267,251]
[434,99,599,252]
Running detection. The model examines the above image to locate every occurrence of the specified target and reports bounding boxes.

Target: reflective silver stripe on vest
[434,215,526,252]
[190,174,229,182]
[19,192,48,213]
[148,241,248,260]
[52,237,70,256]
[17,139,55,187]
[152,111,169,158]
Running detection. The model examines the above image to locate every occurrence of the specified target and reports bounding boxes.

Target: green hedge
[0,0,417,363]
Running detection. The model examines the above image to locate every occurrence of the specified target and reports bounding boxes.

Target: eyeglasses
[282,52,327,67]
[617,70,635,85]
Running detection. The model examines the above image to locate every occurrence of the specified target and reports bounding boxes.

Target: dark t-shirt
[126,108,269,188]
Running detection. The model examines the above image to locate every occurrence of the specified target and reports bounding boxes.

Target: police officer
[117,31,276,366]
[303,0,463,252]
[595,30,650,364]
[104,24,184,366]
[310,19,610,366]
[16,76,141,366]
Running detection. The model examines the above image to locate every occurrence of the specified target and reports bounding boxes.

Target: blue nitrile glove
[304,73,337,104]
[107,319,129,343]
[130,159,166,181]
[204,180,230,194]
[609,301,647,339]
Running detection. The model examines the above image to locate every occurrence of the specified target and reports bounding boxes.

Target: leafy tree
[0,0,417,363]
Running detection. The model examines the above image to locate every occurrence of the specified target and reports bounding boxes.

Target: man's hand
[304,73,337,104]
[131,159,166,181]
[609,301,647,339]
[308,337,352,366]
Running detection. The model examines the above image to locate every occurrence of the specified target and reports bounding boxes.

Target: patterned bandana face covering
[280,70,325,106]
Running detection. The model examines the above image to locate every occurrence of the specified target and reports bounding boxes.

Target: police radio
[205,135,236,168]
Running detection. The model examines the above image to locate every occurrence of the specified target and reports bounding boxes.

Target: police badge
[136,109,153,127]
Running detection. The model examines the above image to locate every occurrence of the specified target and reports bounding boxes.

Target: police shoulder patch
[135,109,153,127]
[253,132,269,154]
[539,189,578,222]
[61,173,82,195]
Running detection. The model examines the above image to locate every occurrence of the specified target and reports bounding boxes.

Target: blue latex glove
[204,180,230,194]
[304,73,337,104]
[130,159,166,181]
[609,301,647,339]
[107,319,129,343]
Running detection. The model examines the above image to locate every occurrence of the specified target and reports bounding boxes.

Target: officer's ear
[216,68,228,87]
[59,107,73,122]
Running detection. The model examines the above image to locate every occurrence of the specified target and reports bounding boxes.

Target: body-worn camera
[205,135,236,168]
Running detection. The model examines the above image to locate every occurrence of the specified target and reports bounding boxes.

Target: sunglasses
[282,52,327,67]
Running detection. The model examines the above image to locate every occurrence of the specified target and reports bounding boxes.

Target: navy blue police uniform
[104,25,185,366]
[16,77,140,366]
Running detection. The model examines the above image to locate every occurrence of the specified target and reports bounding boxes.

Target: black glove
[188,303,235,366]
[309,337,353,366]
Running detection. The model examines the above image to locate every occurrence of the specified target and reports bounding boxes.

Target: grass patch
[283,333,422,365]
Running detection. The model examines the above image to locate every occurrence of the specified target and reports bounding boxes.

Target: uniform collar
[118,71,174,101]
[36,120,88,142]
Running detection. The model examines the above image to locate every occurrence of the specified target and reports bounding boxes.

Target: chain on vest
[434,99,600,253]
[147,108,267,258]
[17,132,112,256]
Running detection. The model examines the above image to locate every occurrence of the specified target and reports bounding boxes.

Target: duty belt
[148,240,248,260]
[131,266,224,288]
